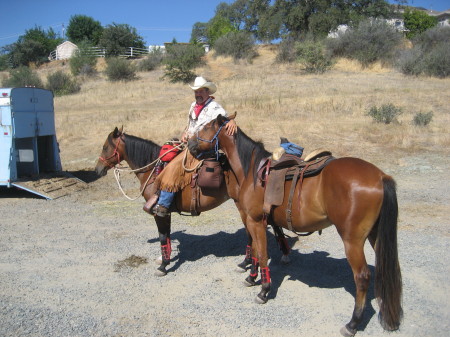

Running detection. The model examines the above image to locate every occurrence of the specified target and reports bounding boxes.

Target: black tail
[375,176,403,331]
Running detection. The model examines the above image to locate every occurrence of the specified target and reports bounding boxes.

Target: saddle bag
[197,159,223,189]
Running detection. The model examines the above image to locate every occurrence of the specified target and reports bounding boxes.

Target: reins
[100,136,185,200]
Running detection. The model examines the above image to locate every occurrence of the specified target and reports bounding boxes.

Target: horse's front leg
[235,203,252,272]
[154,214,172,276]
[245,219,271,303]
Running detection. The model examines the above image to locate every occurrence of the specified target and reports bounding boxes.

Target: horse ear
[229,111,237,120]
[113,126,122,138]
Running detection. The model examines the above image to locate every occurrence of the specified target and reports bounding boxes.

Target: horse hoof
[340,325,356,337]
[236,266,247,273]
[154,269,167,277]
[255,294,268,304]
[243,279,257,287]
[280,254,290,264]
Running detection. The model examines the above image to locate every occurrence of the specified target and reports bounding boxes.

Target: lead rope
[113,142,185,200]
[181,147,204,172]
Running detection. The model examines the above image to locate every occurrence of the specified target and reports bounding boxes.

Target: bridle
[195,121,228,159]
[99,135,123,168]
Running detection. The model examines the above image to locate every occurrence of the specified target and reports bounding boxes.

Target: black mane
[122,134,161,168]
[235,128,271,184]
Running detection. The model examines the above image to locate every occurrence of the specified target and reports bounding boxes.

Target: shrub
[138,48,165,71]
[105,57,137,81]
[69,42,98,76]
[213,31,257,62]
[367,104,402,124]
[413,111,433,126]
[46,71,80,96]
[2,66,43,88]
[327,19,403,67]
[296,40,333,73]
[276,39,298,63]
[396,26,450,78]
[0,54,10,71]
[163,43,204,83]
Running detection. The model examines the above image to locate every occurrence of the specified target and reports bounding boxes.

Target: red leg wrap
[245,245,252,260]
[161,238,172,261]
[250,257,259,277]
[261,267,271,284]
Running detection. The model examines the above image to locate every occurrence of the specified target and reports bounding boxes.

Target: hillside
[6,45,450,171]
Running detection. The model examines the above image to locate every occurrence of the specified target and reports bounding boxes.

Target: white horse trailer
[0,87,85,199]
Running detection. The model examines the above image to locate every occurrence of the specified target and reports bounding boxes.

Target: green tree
[99,23,145,56]
[403,9,438,39]
[163,43,205,83]
[190,22,209,43]
[207,16,238,46]
[7,26,62,67]
[66,15,103,45]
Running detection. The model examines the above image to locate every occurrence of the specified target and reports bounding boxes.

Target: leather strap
[286,166,300,231]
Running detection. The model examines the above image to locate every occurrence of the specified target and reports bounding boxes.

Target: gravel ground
[0,153,449,337]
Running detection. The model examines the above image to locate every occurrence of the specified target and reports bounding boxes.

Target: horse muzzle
[187,138,200,157]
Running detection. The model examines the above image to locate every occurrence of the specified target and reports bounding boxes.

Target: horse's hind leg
[340,240,371,337]
[154,214,172,276]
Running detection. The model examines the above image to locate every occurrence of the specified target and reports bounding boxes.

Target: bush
[2,66,43,88]
[296,40,333,73]
[0,54,10,71]
[367,104,402,124]
[213,31,257,62]
[396,26,450,78]
[413,111,433,126]
[327,19,403,67]
[46,71,80,96]
[138,48,165,71]
[105,57,137,81]
[163,43,204,83]
[69,42,98,76]
[276,39,298,63]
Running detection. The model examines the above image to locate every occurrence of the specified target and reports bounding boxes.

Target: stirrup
[154,204,170,217]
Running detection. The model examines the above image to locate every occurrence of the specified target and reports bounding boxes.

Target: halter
[99,135,123,168]
[195,121,228,159]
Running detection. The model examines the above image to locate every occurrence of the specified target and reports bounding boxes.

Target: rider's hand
[225,120,237,136]
[181,132,188,143]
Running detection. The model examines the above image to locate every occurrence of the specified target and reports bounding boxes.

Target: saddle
[260,149,334,230]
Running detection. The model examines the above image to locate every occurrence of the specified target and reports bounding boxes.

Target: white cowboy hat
[189,76,217,94]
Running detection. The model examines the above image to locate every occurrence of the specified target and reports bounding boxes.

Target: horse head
[95,126,125,176]
[188,113,235,158]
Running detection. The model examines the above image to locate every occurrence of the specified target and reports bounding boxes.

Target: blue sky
[0,0,448,49]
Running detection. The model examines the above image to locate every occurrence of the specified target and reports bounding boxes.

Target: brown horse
[95,127,290,275]
[188,115,402,336]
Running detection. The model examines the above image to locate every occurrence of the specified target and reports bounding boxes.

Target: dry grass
[22,45,449,170]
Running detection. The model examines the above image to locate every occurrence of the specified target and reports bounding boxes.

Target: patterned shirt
[185,98,228,137]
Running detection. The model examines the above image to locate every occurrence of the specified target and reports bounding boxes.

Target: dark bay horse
[95,127,235,275]
[188,115,402,336]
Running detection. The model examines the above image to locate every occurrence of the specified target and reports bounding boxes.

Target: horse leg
[271,224,291,264]
[340,240,371,337]
[235,203,252,272]
[154,214,172,276]
[237,242,252,272]
[245,219,271,303]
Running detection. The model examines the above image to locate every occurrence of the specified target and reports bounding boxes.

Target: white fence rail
[49,46,156,60]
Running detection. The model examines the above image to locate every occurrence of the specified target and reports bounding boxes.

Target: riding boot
[154,191,176,217]
[143,192,159,213]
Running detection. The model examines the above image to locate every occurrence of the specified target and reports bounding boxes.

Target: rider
[144,76,237,216]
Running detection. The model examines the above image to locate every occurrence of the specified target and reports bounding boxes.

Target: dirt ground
[1,150,449,337]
